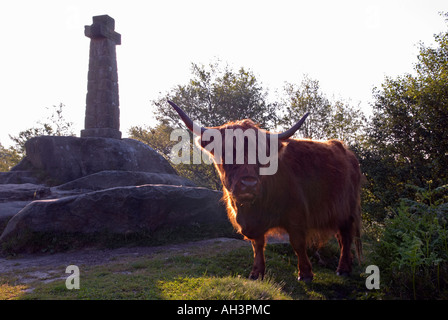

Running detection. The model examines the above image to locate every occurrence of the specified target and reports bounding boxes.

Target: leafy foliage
[360,13,448,223]
[153,61,279,130]
[0,143,21,172]
[370,182,448,299]
[1,103,75,171]
[368,14,448,188]
[280,76,367,145]
[9,103,75,156]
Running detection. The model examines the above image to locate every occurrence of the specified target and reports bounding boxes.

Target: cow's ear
[278,140,286,151]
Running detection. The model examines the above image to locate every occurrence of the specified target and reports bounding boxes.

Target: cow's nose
[240,176,258,188]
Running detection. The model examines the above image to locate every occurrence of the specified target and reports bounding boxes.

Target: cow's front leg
[289,233,314,282]
[249,235,266,280]
[336,221,354,276]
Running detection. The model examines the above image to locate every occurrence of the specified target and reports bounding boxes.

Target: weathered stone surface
[56,170,195,191]
[0,185,227,245]
[0,170,40,185]
[0,183,49,233]
[0,183,50,202]
[0,183,82,232]
[0,201,32,231]
[4,136,177,186]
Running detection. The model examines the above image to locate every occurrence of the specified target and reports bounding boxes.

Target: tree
[361,13,448,221]
[369,13,448,187]
[0,143,21,172]
[129,122,176,158]
[9,103,75,156]
[280,76,366,145]
[153,61,279,130]
[128,122,222,189]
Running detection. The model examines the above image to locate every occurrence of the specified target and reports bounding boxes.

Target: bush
[371,183,448,299]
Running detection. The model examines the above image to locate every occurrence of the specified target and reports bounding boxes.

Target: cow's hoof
[249,273,259,280]
[249,272,264,280]
[298,275,313,283]
[336,271,351,277]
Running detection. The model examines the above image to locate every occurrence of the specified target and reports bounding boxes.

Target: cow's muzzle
[235,176,259,205]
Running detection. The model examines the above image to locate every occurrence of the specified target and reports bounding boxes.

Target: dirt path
[0,237,249,286]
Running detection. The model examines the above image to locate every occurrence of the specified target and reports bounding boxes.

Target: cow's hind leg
[336,220,354,276]
[249,236,266,280]
[289,233,314,282]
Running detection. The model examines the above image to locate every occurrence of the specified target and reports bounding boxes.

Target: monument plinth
[81,15,122,139]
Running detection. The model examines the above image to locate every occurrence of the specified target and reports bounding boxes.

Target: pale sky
[0,0,446,147]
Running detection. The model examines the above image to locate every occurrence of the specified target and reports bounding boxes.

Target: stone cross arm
[85,15,121,45]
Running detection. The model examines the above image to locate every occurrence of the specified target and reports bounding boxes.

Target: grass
[0,238,370,300]
[0,283,27,300]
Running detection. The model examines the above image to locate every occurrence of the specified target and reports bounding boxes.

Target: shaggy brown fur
[196,119,362,281]
[166,99,363,281]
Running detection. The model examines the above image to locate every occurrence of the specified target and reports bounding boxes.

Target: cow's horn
[275,113,310,140]
[167,100,206,135]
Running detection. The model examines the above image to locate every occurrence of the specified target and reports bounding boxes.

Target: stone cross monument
[81,15,122,139]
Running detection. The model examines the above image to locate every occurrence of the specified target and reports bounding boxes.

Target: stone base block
[80,128,122,139]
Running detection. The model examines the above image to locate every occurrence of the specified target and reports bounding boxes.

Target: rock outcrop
[0,136,233,253]
[0,170,198,228]
[56,170,195,191]
[1,136,177,186]
[0,15,230,253]
[0,185,227,246]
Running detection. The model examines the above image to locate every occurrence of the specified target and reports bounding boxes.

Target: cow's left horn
[167,100,206,135]
[275,113,310,140]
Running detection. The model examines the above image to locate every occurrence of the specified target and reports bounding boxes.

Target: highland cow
[168,100,362,281]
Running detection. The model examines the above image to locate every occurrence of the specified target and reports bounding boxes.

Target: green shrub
[371,183,448,299]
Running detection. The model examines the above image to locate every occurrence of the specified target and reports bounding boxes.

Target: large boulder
[0,183,52,230]
[56,170,195,191]
[3,136,177,185]
[0,172,197,233]
[0,185,228,250]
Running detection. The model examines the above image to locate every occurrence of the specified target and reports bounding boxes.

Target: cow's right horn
[167,100,206,135]
[275,113,310,140]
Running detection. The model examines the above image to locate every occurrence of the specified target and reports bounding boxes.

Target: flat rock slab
[0,184,227,247]
[0,172,199,238]
[56,170,195,191]
[0,183,51,202]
